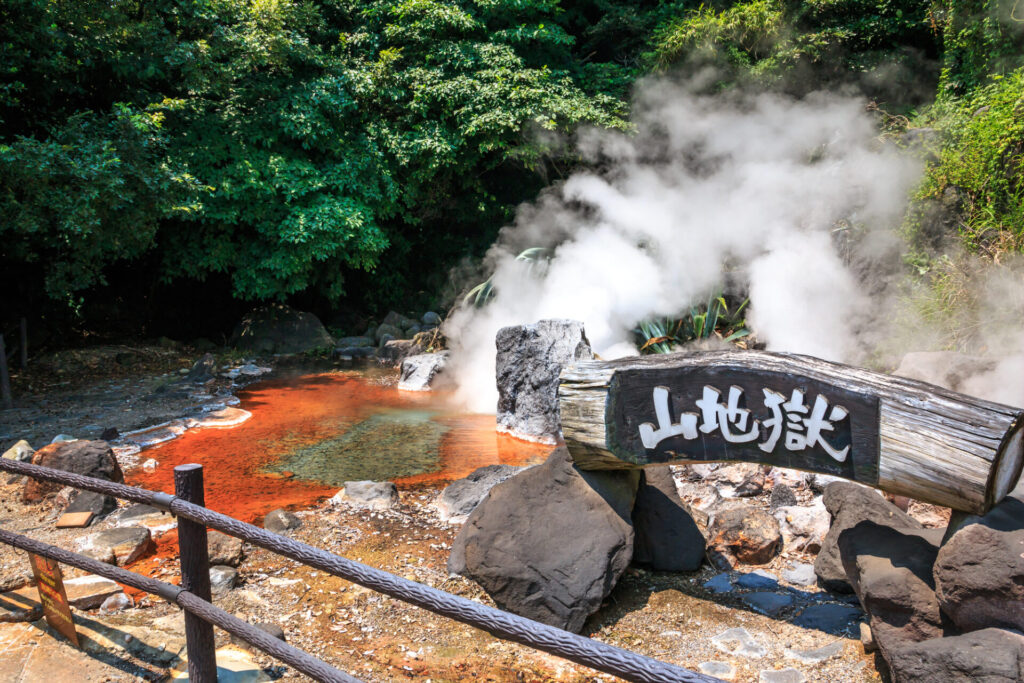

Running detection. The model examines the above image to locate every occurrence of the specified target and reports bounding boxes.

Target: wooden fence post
[175,464,218,681]
[0,334,12,409]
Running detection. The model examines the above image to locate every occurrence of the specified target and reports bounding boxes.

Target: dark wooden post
[175,464,217,681]
[19,318,27,370]
[0,334,12,409]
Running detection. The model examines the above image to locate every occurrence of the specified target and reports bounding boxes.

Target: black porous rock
[448,448,638,633]
[631,465,705,571]
[495,320,592,443]
[814,482,923,592]
[230,304,334,355]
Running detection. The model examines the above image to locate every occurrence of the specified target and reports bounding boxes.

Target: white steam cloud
[442,78,1021,413]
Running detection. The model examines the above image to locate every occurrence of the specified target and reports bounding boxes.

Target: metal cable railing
[0,458,722,683]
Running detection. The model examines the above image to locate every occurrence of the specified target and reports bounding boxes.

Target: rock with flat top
[886,628,1024,682]
[708,506,781,567]
[398,351,450,391]
[434,465,525,523]
[23,440,123,503]
[208,531,245,566]
[231,304,334,355]
[331,481,399,510]
[74,526,153,566]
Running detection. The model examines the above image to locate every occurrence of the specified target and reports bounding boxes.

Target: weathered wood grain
[559,350,1023,514]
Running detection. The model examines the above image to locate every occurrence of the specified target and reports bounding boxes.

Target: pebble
[711,627,768,659]
[736,569,779,590]
[760,668,806,683]
[785,640,844,664]
[699,661,737,680]
[782,563,817,587]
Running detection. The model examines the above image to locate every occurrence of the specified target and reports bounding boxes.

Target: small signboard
[27,553,80,648]
[608,365,881,483]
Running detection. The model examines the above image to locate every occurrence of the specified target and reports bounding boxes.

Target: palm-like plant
[463,247,553,307]
[636,292,750,353]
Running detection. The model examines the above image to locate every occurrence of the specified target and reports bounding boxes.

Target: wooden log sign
[558,351,1024,514]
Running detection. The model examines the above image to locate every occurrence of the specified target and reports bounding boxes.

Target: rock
[792,604,864,633]
[380,338,425,365]
[894,351,995,394]
[62,574,123,609]
[742,592,795,616]
[935,495,1024,633]
[708,506,782,567]
[115,504,171,529]
[334,345,376,360]
[51,434,76,443]
[631,465,705,571]
[375,323,404,343]
[209,565,239,595]
[331,481,399,510]
[434,465,525,523]
[63,489,117,519]
[0,599,42,623]
[860,622,877,653]
[785,640,844,664]
[759,668,806,683]
[398,351,450,391]
[838,520,947,655]
[74,526,154,566]
[100,427,119,441]
[231,622,286,652]
[448,448,637,632]
[704,573,734,594]
[773,498,830,553]
[263,509,302,534]
[770,484,798,510]
[782,563,816,587]
[736,570,779,590]
[675,479,723,519]
[886,628,1024,682]
[422,311,442,327]
[699,662,736,680]
[814,481,923,592]
[231,304,334,355]
[711,627,767,659]
[208,531,244,566]
[382,311,416,330]
[713,463,766,498]
[2,440,33,462]
[99,592,133,614]
[335,336,375,349]
[23,440,124,503]
[495,319,593,443]
[185,353,217,382]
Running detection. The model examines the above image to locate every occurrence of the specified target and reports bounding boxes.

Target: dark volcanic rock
[631,465,705,571]
[64,489,117,519]
[185,353,218,382]
[495,319,592,443]
[708,505,781,567]
[838,520,948,658]
[23,440,123,503]
[814,482,923,592]
[448,448,638,632]
[770,484,798,510]
[231,304,334,355]
[935,495,1024,633]
[886,628,1024,682]
[434,464,525,523]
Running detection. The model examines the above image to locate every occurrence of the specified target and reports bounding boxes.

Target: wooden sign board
[27,553,80,648]
[608,366,881,484]
[559,351,1024,514]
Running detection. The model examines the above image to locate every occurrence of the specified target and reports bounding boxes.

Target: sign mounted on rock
[559,351,1024,515]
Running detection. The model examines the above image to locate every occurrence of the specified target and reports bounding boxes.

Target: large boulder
[707,506,781,568]
[23,440,123,503]
[398,351,450,392]
[231,304,334,355]
[495,319,592,443]
[934,495,1024,633]
[886,628,1024,682]
[631,465,706,571]
[449,448,638,632]
[773,497,830,553]
[814,482,924,592]
[838,520,948,659]
[434,464,525,523]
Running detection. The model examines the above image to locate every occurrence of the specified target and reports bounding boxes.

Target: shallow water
[126,369,552,523]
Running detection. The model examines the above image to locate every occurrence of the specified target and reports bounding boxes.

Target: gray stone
[115,504,169,527]
[208,530,245,567]
[704,573,734,594]
[99,592,133,614]
[814,481,923,592]
[332,481,399,510]
[448,448,637,633]
[376,323,404,343]
[736,569,779,590]
[774,497,829,553]
[398,351,450,392]
[421,312,442,327]
[886,628,1024,682]
[708,505,782,567]
[785,640,844,664]
[741,592,795,616]
[699,662,736,679]
[231,304,335,354]
[63,489,117,519]
[711,627,767,659]
[759,668,806,683]
[51,434,76,443]
[434,465,525,523]
[495,319,592,443]
[770,484,798,510]
[2,440,33,462]
[782,563,816,587]
[792,604,863,633]
[185,353,217,382]
[335,336,375,349]
[263,509,302,534]
[210,565,239,595]
[62,574,123,609]
[631,465,705,571]
[934,495,1024,633]
[381,338,426,365]
[74,526,154,566]
[713,463,766,498]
